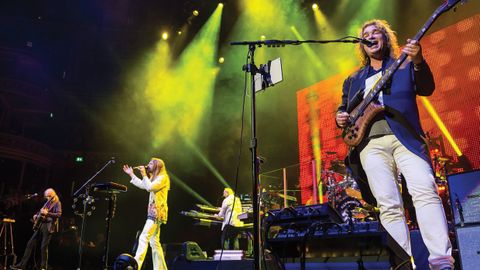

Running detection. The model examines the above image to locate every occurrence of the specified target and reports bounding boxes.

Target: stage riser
[284,262,390,270]
[170,260,254,270]
[168,230,429,270]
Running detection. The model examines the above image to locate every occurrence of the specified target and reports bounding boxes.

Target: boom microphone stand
[230,37,369,270]
[73,158,115,270]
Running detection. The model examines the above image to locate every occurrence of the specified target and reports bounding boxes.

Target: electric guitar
[342,0,465,146]
[32,196,54,231]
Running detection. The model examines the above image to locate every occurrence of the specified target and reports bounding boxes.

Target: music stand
[92,183,127,270]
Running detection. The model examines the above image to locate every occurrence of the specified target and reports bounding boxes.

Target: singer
[11,188,62,270]
[335,20,453,270]
[122,158,170,270]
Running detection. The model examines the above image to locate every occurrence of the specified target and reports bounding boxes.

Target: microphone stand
[230,36,369,47]
[73,158,115,270]
[230,37,362,270]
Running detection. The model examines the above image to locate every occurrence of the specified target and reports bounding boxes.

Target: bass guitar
[342,0,465,146]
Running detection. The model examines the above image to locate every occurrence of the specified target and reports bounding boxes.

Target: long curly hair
[356,19,400,66]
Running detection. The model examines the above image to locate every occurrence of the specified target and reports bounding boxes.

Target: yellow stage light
[218,57,225,64]
[312,3,319,10]
[193,10,199,16]
[161,32,168,40]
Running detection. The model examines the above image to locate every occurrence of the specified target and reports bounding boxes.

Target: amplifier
[448,169,480,225]
[455,225,480,270]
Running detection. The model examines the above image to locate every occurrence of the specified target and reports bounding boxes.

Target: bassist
[335,20,453,270]
[11,188,62,270]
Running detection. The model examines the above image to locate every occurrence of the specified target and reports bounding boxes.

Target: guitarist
[11,188,62,270]
[335,20,453,270]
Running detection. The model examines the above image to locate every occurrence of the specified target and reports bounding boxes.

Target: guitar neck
[352,0,460,120]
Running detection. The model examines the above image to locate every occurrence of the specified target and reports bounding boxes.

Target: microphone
[360,38,377,47]
[133,165,148,170]
[110,157,116,164]
[26,193,39,199]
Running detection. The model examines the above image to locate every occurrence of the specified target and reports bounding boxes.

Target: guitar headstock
[440,0,467,14]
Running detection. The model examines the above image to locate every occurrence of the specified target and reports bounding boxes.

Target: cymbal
[361,202,379,212]
[345,188,362,200]
[353,207,369,214]
[265,192,297,202]
[276,193,297,202]
[352,207,369,219]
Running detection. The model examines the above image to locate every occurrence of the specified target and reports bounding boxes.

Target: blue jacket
[338,57,435,204]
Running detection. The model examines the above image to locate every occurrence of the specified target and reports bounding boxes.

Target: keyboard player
[214,188,244,250]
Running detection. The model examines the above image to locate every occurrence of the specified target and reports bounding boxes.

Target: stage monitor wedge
[447,169,480,226]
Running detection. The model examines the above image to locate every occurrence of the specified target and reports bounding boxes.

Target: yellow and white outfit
[130,173,170,270]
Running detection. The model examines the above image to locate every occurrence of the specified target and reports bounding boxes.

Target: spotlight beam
[169,172,213,206]
[290,26,327,74]
[184,138,231,188]
[420,97,463,156]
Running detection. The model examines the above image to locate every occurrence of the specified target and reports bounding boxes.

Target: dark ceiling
[0,0,237,150]
[1,0,478,152]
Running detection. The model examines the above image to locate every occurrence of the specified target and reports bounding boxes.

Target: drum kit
[258,156,378,223]
[322,158,377,223]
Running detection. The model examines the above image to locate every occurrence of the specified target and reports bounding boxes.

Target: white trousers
[135,219,167,270]
[359,135,454,270]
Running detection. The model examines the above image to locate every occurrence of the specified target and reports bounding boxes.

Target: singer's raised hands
[122,164,134,176]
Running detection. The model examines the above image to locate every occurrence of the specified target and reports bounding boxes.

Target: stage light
[193,10,199,16]
[260,35,266,40]
[139,3,223,149]
[161,32,169,40]
[218,57,225,64]
[178,31,182,35]
[218,3,224,8]
[312,3,319,10]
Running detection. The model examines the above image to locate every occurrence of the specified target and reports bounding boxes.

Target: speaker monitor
[455,225,480,270]
[447,169,480,225]
[181,241,207,261]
